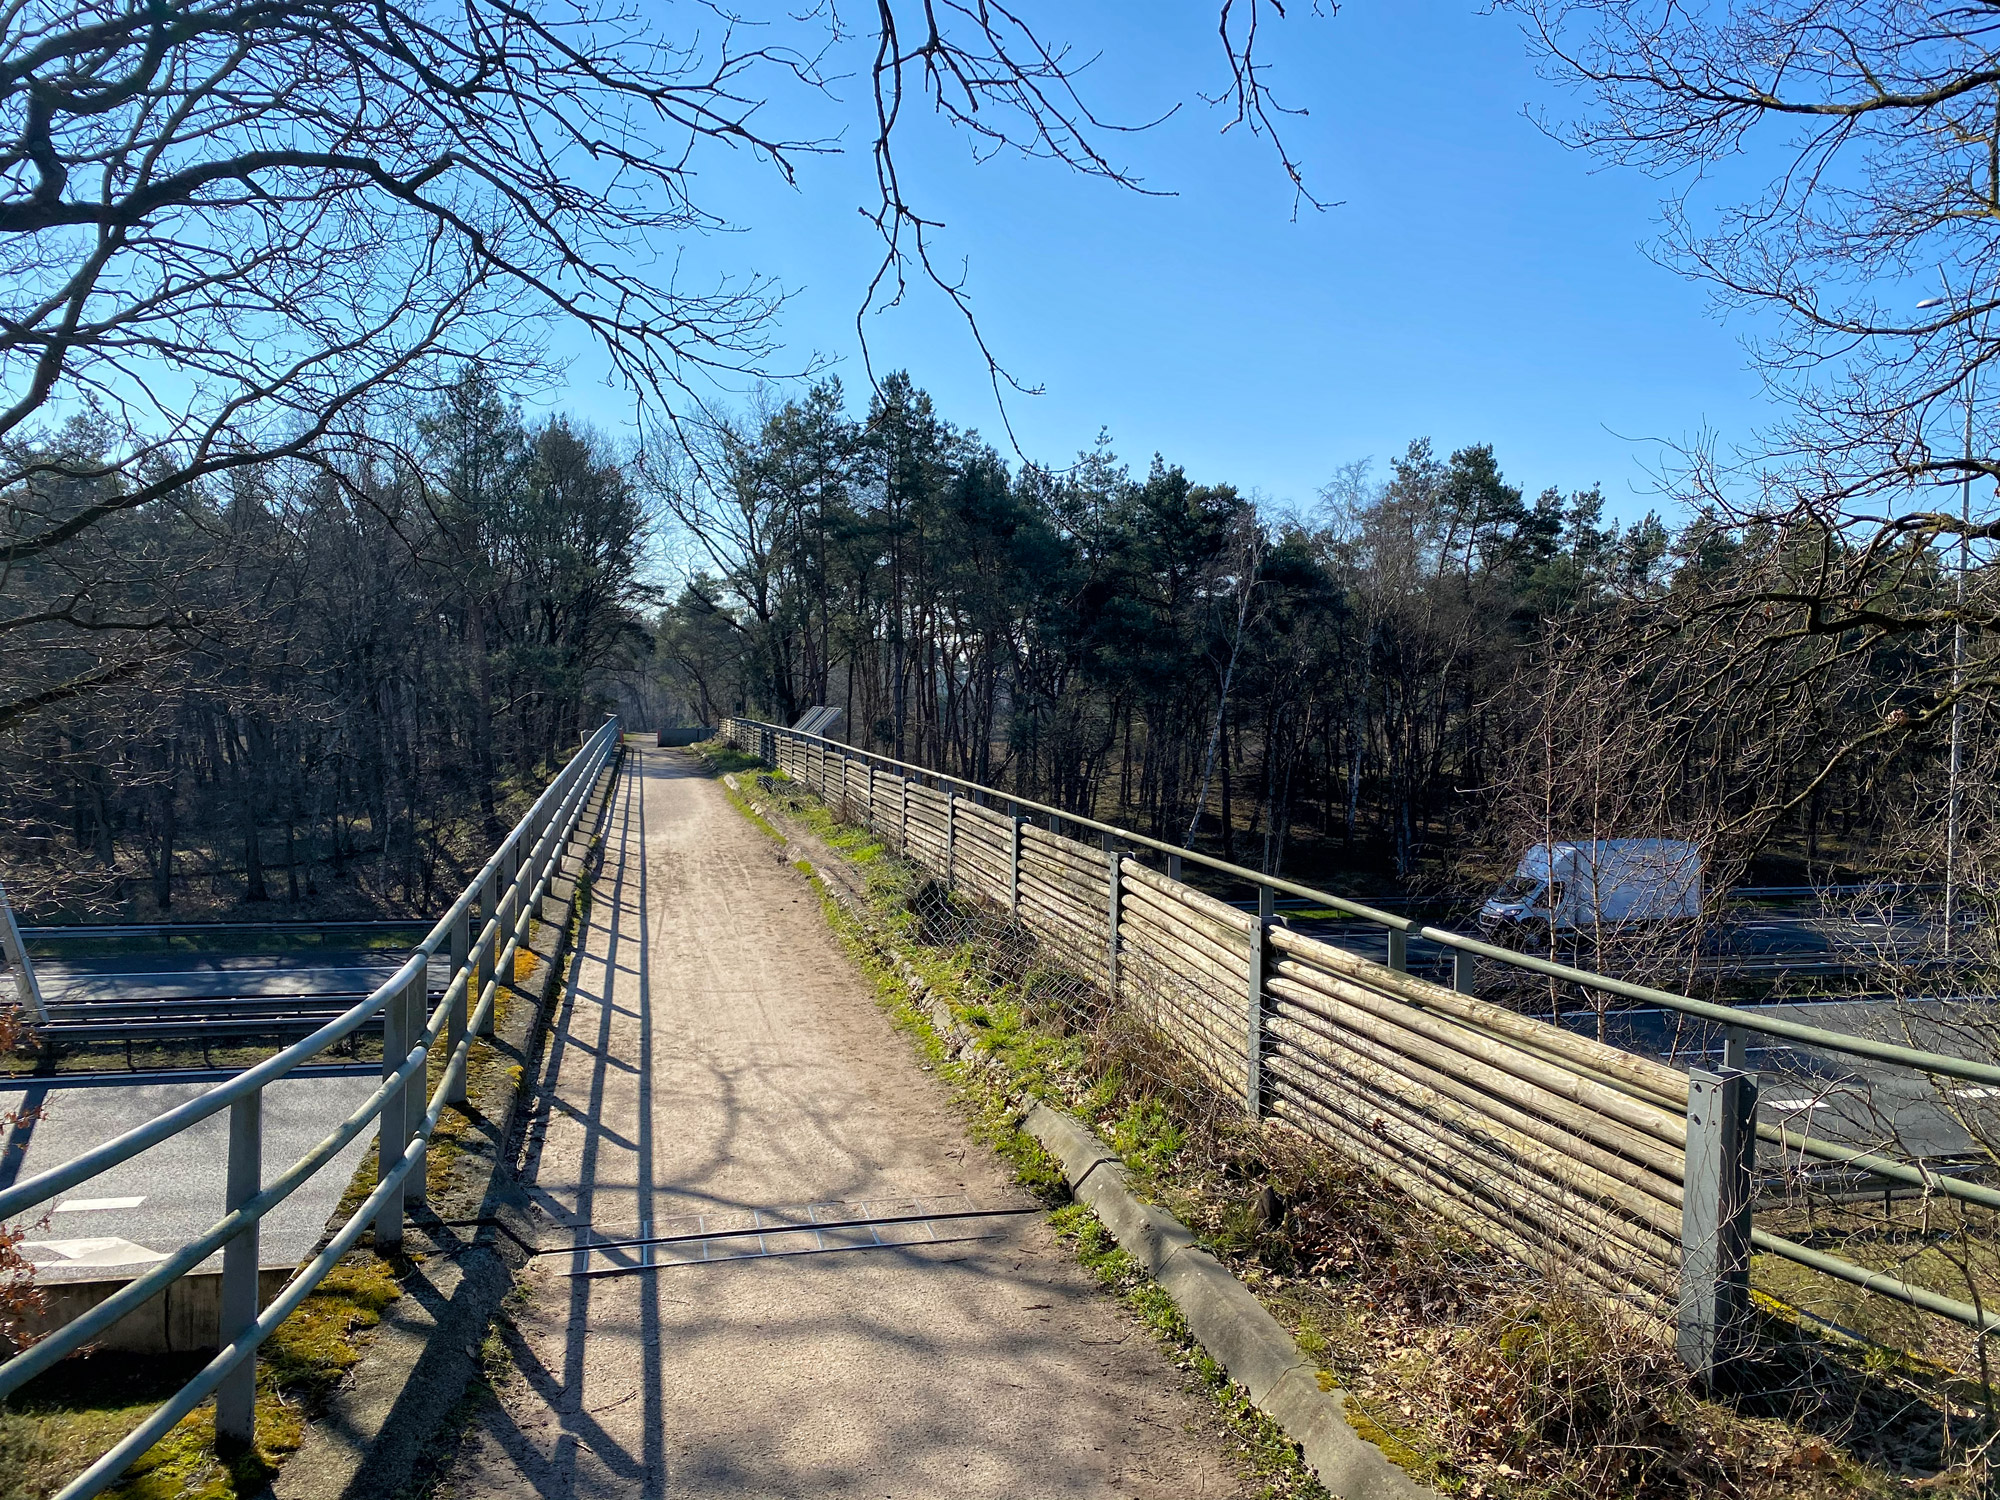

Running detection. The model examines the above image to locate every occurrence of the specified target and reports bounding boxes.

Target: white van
[1478,840,1703,936]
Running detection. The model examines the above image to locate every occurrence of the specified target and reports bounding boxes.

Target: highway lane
[33,950,449,1004]
[0,1070,380,1283]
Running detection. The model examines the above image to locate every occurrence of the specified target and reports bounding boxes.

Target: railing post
[1453,948,1475,994]
[476,868,497,1037]
[1723,1026,1750,1070]
[489,842,518,1037]
[216,1086,263,1447]
[1388,929,1408,972]
[1678,1066,1757,1382]
[1167,852,1182,884]
[0,877,47,1025]
[375,970,411,1250]
[1010,813,1024,916]
[1246,908,1269,1120]
[1106,850,1122,996]
[945,787,957,890]
[403,967,428,1208]
[866,761,877,831]
[447,906,470,1105]
[899,775,909,856]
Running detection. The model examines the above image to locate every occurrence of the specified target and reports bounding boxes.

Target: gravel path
[437,747,1250,1499]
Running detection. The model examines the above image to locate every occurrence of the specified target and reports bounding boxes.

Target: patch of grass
[0,1253,403,1500]
[690,740,765,775]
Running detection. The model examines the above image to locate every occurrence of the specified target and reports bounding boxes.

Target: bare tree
[1504,0,2000,796]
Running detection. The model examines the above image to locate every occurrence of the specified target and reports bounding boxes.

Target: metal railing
[721,717,2000,1364]
[0,716,621,1499]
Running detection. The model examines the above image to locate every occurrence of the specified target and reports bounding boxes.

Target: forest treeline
[0,366,650,917]
[653,376,1964,896]
[1,364,1970,919]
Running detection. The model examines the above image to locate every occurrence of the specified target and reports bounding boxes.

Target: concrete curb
[267,749,625,1500]
[733,778,1435,1500]
[1022,1102,1434,1500]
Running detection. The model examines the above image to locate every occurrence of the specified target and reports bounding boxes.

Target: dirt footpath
[435,748,1252,1499]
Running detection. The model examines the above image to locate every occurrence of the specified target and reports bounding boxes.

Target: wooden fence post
[1679,1067,1757,1382]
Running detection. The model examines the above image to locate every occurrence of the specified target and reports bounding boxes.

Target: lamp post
[1917,291,1976,957]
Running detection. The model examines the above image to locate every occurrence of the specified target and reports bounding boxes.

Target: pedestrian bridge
[0,718,1994,1497]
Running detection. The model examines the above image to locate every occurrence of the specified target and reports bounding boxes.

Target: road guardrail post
[216,1086,262,1446]
[1679,1066,1757,1382]
[0,877,47,1025]
[447,907,470,1106]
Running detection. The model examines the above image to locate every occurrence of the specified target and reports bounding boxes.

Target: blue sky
[548,2,1777,524]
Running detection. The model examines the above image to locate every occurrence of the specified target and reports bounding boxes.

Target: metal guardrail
[0,717,621,1499]
[0,877,46,1024]
[721,718,2000,1356]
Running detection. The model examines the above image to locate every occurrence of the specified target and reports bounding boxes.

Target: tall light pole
[1918,290,1977,957]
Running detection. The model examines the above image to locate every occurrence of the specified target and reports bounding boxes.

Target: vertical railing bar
[215,1086,262,1446]
[446,905,470,1107]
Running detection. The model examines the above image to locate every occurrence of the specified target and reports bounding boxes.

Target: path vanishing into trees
[439,747,1250,1498]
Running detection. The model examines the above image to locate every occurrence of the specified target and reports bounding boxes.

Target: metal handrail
[726,719,2000,1085]
[1,716,622,1500]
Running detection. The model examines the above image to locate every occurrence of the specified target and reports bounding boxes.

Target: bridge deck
[443,748,1248,1498]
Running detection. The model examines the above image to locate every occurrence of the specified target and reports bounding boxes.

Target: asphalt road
[33,950,448,1004]
[0,1070,378,1283]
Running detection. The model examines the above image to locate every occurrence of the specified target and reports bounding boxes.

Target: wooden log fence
[717,718,1760,1374]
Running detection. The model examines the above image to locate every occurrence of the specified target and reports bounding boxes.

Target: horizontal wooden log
[1121,859,1259,932]
[1018,888,1109,952]
[1267,985,1685,1201]
[1119,945,1252,1056]
[1266,1082,1677,1312]
[1264,1049,1681,1293]
[1121,885,1251,977]
[1271,957,1688,1153]
[1121,876,1255,957]
[1263,1014,1681,1236]
[1267,926,1688,1109]
[1022,825,1109,872]
[1120,906,1251,1008]
[1019,859,1107,910]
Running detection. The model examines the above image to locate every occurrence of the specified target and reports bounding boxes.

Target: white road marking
[22,1237,167,1267]
[1768,1098,1824,1111]
[54,1196,145,1213]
